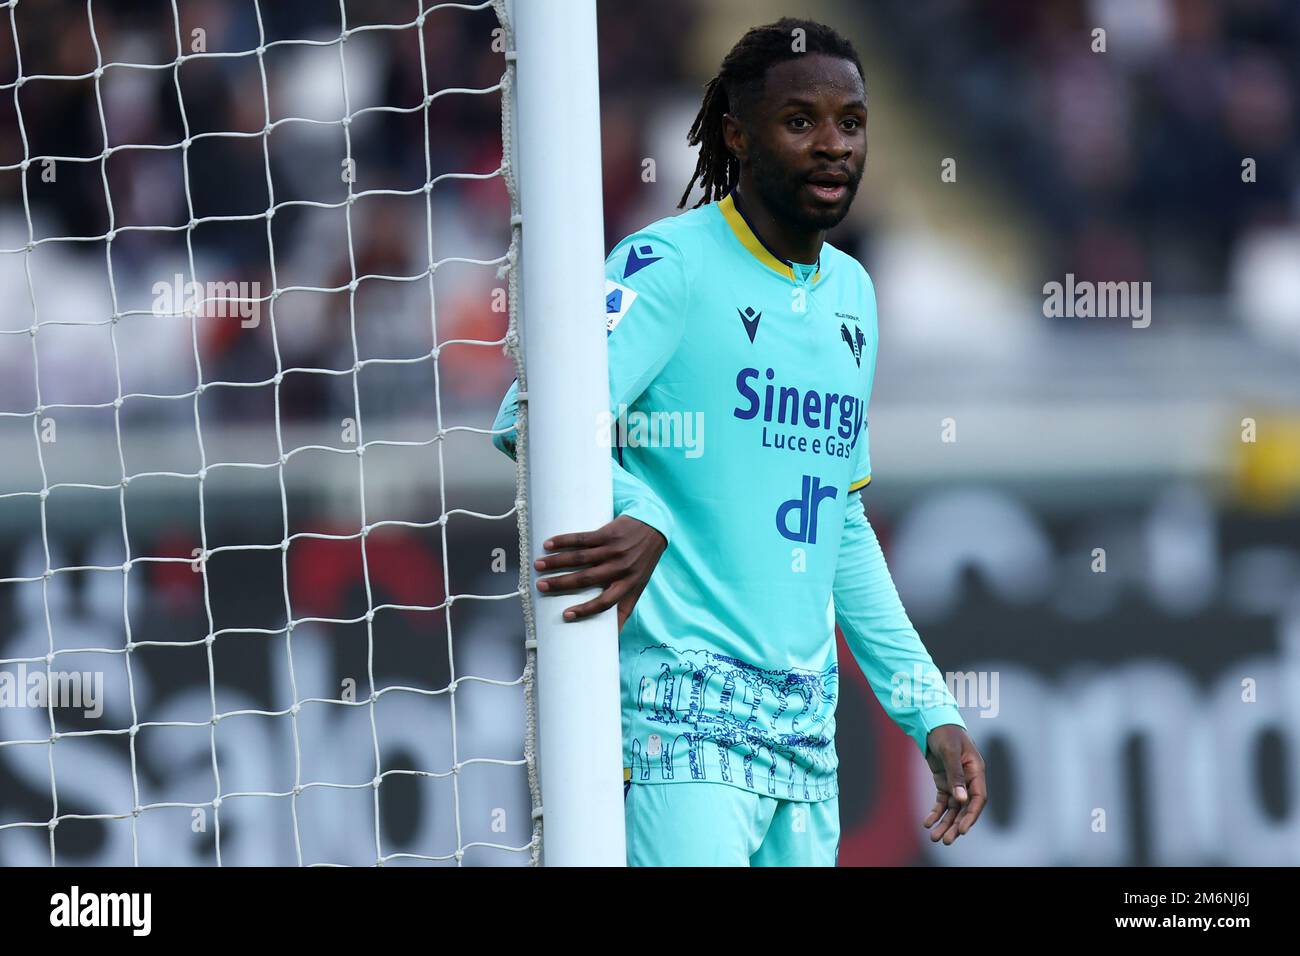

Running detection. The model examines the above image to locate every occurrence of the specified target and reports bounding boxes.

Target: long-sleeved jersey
[493,191,964,801]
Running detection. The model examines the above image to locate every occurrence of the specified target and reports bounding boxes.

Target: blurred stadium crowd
[873,0,1300,312]
[2,0,1297,431]
[3,0,1298,438]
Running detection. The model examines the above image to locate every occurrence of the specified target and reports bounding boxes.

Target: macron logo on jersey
[606,279,638,333]
[623,243,662,279]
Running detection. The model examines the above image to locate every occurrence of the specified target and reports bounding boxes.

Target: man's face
[727,53,867,234]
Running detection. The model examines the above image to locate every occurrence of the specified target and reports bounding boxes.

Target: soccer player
[491,17,986,866]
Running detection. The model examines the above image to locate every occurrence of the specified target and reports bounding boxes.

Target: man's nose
[813,121,852,156]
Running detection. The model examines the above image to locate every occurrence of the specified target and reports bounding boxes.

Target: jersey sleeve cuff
[848,474,872,493]
[618,496,674,546]
[914,703,967,754]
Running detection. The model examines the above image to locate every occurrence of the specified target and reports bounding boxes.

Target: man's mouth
[806,181,848,203]
[806,170,847,204]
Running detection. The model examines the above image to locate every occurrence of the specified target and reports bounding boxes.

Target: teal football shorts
[624,779,840,866]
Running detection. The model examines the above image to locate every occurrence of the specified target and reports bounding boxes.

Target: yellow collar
[718,192,823,285]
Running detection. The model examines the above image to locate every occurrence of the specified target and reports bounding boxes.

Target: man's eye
[842,119,861,131]
[788,117,811,130]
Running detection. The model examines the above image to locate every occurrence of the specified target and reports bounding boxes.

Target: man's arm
[834,273,963,754]
[491,376,674,545]
[833,491,965,753]
[835,489,988,844]
[833,270,986,843]
[488,229,691,624]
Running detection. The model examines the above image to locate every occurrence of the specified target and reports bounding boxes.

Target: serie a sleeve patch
[605,278,639,332]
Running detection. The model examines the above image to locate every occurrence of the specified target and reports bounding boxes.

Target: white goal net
[0,0,543,866]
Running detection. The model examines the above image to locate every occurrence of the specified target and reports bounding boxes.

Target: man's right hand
[533,515,667,632]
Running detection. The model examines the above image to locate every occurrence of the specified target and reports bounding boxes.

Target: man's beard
[748,146,859,237]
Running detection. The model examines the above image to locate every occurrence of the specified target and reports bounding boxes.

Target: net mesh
[0,0,540,866]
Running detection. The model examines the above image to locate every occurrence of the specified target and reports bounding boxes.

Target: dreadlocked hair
[677,17,864,210]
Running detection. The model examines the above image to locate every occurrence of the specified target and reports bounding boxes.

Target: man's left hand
[922,725,987,845]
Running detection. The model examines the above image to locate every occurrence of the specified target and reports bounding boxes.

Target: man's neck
[732,183,824,265]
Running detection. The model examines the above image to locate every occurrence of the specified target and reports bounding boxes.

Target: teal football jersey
[494,190,965,802]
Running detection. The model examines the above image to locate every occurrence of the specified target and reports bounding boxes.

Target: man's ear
[721,112,747,163]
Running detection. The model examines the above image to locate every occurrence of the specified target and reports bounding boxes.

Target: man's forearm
[834,492,965,754]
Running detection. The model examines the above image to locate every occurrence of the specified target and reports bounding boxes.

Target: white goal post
[506,0,626,866]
